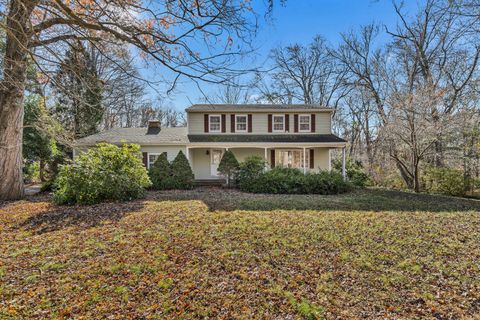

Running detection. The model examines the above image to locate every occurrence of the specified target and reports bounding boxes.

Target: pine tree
[218,150,240,187]
[170,150,195,189]
[149,152,172,190]
[52,42,103,139]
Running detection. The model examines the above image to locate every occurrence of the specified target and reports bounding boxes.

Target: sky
[140,0,420,111]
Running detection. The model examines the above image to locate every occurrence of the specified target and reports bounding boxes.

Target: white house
[75,104,347,181]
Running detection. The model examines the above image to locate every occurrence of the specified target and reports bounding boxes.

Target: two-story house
[75,104,347,181]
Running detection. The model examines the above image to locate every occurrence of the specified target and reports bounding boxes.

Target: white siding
[191,148,211,179]
[140,145,186,162]
[188,112,332,134]
[313,148,330,171]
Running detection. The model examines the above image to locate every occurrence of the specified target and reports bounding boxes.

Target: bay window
[276,150,310,169]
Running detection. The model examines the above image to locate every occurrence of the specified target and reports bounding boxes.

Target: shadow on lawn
[147,187,480,212]
[16,200,145,234]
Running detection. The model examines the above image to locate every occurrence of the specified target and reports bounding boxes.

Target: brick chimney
[147,120,161,134]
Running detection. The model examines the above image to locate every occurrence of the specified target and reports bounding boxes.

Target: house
[75,104,348,181]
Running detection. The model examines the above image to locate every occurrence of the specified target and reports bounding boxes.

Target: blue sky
[141,0,419,111]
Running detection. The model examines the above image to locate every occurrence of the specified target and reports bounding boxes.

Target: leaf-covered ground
[1,188,479,319]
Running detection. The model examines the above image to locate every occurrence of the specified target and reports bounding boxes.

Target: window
[236,115,247,132]
[299,115,311,132]
[276,150,310,169]
[209,115,221,132]
[148,153,163,169]
[273,115,285,132]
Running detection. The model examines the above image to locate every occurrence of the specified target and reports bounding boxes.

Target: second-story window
[273,115,285,132]
[299,115,311,132]
[209,115,221,132]
[236,115,247,132]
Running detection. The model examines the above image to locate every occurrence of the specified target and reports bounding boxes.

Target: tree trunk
[39,159,46,182]
[0,0,35,200]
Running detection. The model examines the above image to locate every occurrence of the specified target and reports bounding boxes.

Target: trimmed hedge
[170,150,195,189]
[149,152,173,190]
[237,157,352,195]
[218,150,240,187]
[149,150,194,190]
[54,143,151,204]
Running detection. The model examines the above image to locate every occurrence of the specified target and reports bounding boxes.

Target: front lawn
[1,188,479,318]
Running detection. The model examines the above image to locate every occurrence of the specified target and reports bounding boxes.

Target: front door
[210,149,223,176]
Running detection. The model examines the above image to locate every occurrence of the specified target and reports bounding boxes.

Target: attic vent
[147,120,161,134]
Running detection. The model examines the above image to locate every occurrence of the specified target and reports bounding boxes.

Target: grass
[0,187,479,319]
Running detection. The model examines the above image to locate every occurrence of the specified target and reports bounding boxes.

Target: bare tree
[266,36,348,107]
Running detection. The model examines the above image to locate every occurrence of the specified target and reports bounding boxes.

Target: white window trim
[275,149,310,169]
[147,152,162,169]
[209,114,222,133]
[235,114,248,133]
[299,114,311,132]
[272,114,285,133]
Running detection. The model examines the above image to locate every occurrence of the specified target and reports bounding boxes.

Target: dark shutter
[268,114,272,133]
[231,114,235,133]
[142,152,148,168]
[311,114,316,133]
[204,114,209,133]
[221,114,226,133]
[309,149,315,169]
[294,114,299,133]
[270,149,275,169]
[248,114,253,133]
[285,114,290,132]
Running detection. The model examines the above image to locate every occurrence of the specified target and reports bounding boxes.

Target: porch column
[342,147,346,181]
[303,147,306,174]
[264,147,268,171]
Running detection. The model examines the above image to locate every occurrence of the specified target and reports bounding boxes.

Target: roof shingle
[75,127,189,146]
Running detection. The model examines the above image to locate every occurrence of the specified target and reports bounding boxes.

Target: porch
[185,145,346,180]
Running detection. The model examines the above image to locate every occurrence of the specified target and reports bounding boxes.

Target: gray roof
[75,127,189,146]
[186,104,333,112]
[188,134,346,143]
[76,127,346,146]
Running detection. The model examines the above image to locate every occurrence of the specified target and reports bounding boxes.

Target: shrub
[423,167,466,197]
[217,150,240,187]
[332,156,370,187]
[149,152,173,190]
[40,180,55,192]
[237,164,352,195]
[54,143,151,204]
[236,156,266,191]
[170,150,194,189]
[303,170,352,195]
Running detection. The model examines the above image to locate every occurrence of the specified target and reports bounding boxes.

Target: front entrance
[210,149,223,176]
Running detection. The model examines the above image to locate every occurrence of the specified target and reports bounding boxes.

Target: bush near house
[170,150,195,189]
[237,158,352,195]
[236,156,266,191]
[148,150,195,190]
[332,156,370,187]
[54,143,151,204]
[149,152,173,190]
[217,150,240,187]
